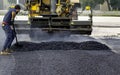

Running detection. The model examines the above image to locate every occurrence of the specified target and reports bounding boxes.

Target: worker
[0,5,21,55]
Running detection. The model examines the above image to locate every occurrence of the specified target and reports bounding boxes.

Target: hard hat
[9,5,15,9]
[85,6,91,10]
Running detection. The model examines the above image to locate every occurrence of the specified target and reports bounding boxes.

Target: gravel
[11,41,111,52]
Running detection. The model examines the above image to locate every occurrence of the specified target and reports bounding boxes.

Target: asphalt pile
[11,41,111,52]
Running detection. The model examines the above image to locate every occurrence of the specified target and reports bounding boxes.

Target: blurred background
[0,0,120,16]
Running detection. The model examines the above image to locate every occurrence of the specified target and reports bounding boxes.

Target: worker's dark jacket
[3,8,16,25]
[1,8,16,50]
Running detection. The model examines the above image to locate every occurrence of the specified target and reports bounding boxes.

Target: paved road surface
[1,50,120,75]
[0,16,120,75]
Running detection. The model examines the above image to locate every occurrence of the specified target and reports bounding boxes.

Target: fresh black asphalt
[1,50,120,75]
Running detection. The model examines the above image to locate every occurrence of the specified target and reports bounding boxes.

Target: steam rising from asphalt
[0,26,111,51]
[19,28,97,43]
[0,26,96,51]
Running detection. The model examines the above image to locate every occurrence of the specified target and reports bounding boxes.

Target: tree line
[7,0,120,10]
[81,0,120,10]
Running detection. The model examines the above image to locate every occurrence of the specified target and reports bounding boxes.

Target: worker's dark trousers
[2,24,15,51]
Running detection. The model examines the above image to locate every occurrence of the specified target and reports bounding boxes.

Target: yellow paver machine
[15,0,93,40]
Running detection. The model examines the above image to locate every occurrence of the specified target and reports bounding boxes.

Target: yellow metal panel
[70,0,80,3]
[9,5,15,9]
[31,5,37,10]
[42,0,50,5]
[31,3,40,11]
[85,6,91,10]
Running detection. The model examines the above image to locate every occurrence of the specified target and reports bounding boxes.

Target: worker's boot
[5,48,14,53]
[0,50,11,55]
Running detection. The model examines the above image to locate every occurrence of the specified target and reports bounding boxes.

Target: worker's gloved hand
[11,19,14,25]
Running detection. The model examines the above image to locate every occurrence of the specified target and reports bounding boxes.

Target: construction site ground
[0,16,120,75]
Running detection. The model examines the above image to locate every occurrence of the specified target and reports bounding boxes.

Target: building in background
[100,1,109,11]
[0,0,24,10]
